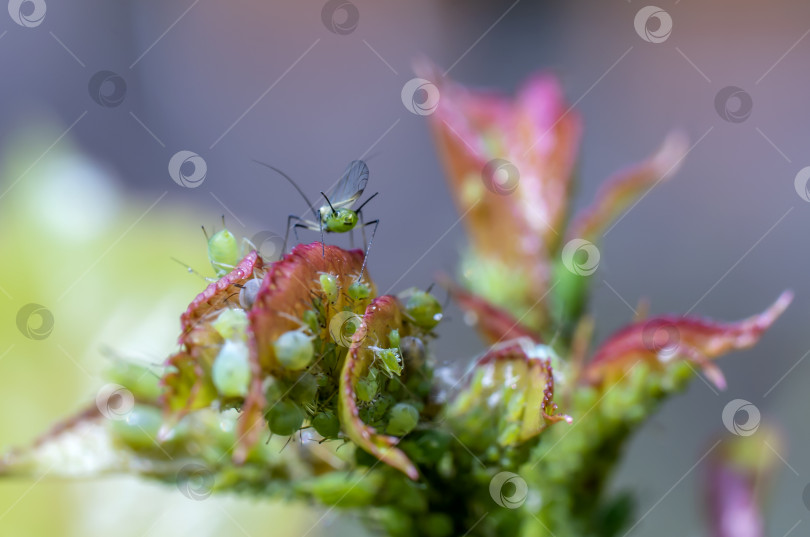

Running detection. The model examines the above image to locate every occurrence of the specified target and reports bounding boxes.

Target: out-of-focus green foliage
[0,121,309,537]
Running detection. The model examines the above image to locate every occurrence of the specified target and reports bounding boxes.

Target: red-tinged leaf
[417,61,581,308]
[162,252,263,422]
[179,251,264,345]
[448,340,569,448]
[440,276,541,345]
[0,405,113,478]
[566,132,689,243]
[233,327,268,464]
[585,291,793,389]
[161,349,219,417]
[338,295,419,480]
[249,243,373,374]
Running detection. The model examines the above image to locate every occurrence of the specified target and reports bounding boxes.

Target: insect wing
[328,160,369,210]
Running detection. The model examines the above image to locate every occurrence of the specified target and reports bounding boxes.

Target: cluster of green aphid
[200,221,445,446]
[354,290,445,437]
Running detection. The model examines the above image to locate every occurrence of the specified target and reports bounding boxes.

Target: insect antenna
[171,257,207,281]
[320,192,336,214]
[355,191,379,214]
[253,160,318,218]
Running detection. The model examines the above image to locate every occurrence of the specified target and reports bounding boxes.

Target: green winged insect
[254,159,380,278]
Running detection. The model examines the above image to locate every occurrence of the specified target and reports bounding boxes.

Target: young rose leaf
[585,291,792,389]
[566,132,689,244]
[338,295,419,480]
[440,276,541,345]
[447,339,569,451]
[249,243,374,374]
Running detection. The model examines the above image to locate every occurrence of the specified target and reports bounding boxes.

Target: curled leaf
[249,243,373,374]
[180,251,264,343]
[448,339,569,450]
[440,275,541,345]
[585,291,792,389]
[566,132,689,243]
[235,243,374,460]
[339,295,419,480]
[163,253,264,419]
[419,61,581,329]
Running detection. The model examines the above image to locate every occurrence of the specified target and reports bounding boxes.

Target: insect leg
[293,222,311,247]
[356,192,379,251]
[171,257,211,282]
[357,219,379,280]
[241,236,258,255]
[357,207,368,250]
[284,214,306,254]
[319,217,325,257]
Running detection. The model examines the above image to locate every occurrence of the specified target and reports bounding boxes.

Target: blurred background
[1,0,809,535]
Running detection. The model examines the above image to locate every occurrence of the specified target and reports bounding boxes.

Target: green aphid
[302,309,321,335]
[386,402,419,436]
[206,227,240,277]
[211,339,251,398]
[266,399,305,436]
[409,430,451,464]
[289,372,318,407]
[356,372,379,402]
[403,289,443,330]
[298,471,383,508]
[104,360,161,402]
[371,394,394,420]
[212,308,249,340]
[388,329,400,349]
[312,411,341,439]
[264,379,285,405]
[348,280,371,301]
[319,273,339,304]
[273,330,315,370]
[111,405,163,451]
[371,346,403,377]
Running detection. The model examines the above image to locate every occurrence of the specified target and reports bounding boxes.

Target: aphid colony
[164,161,445,454]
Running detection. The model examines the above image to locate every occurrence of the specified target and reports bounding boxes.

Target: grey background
[2,0,809,535]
